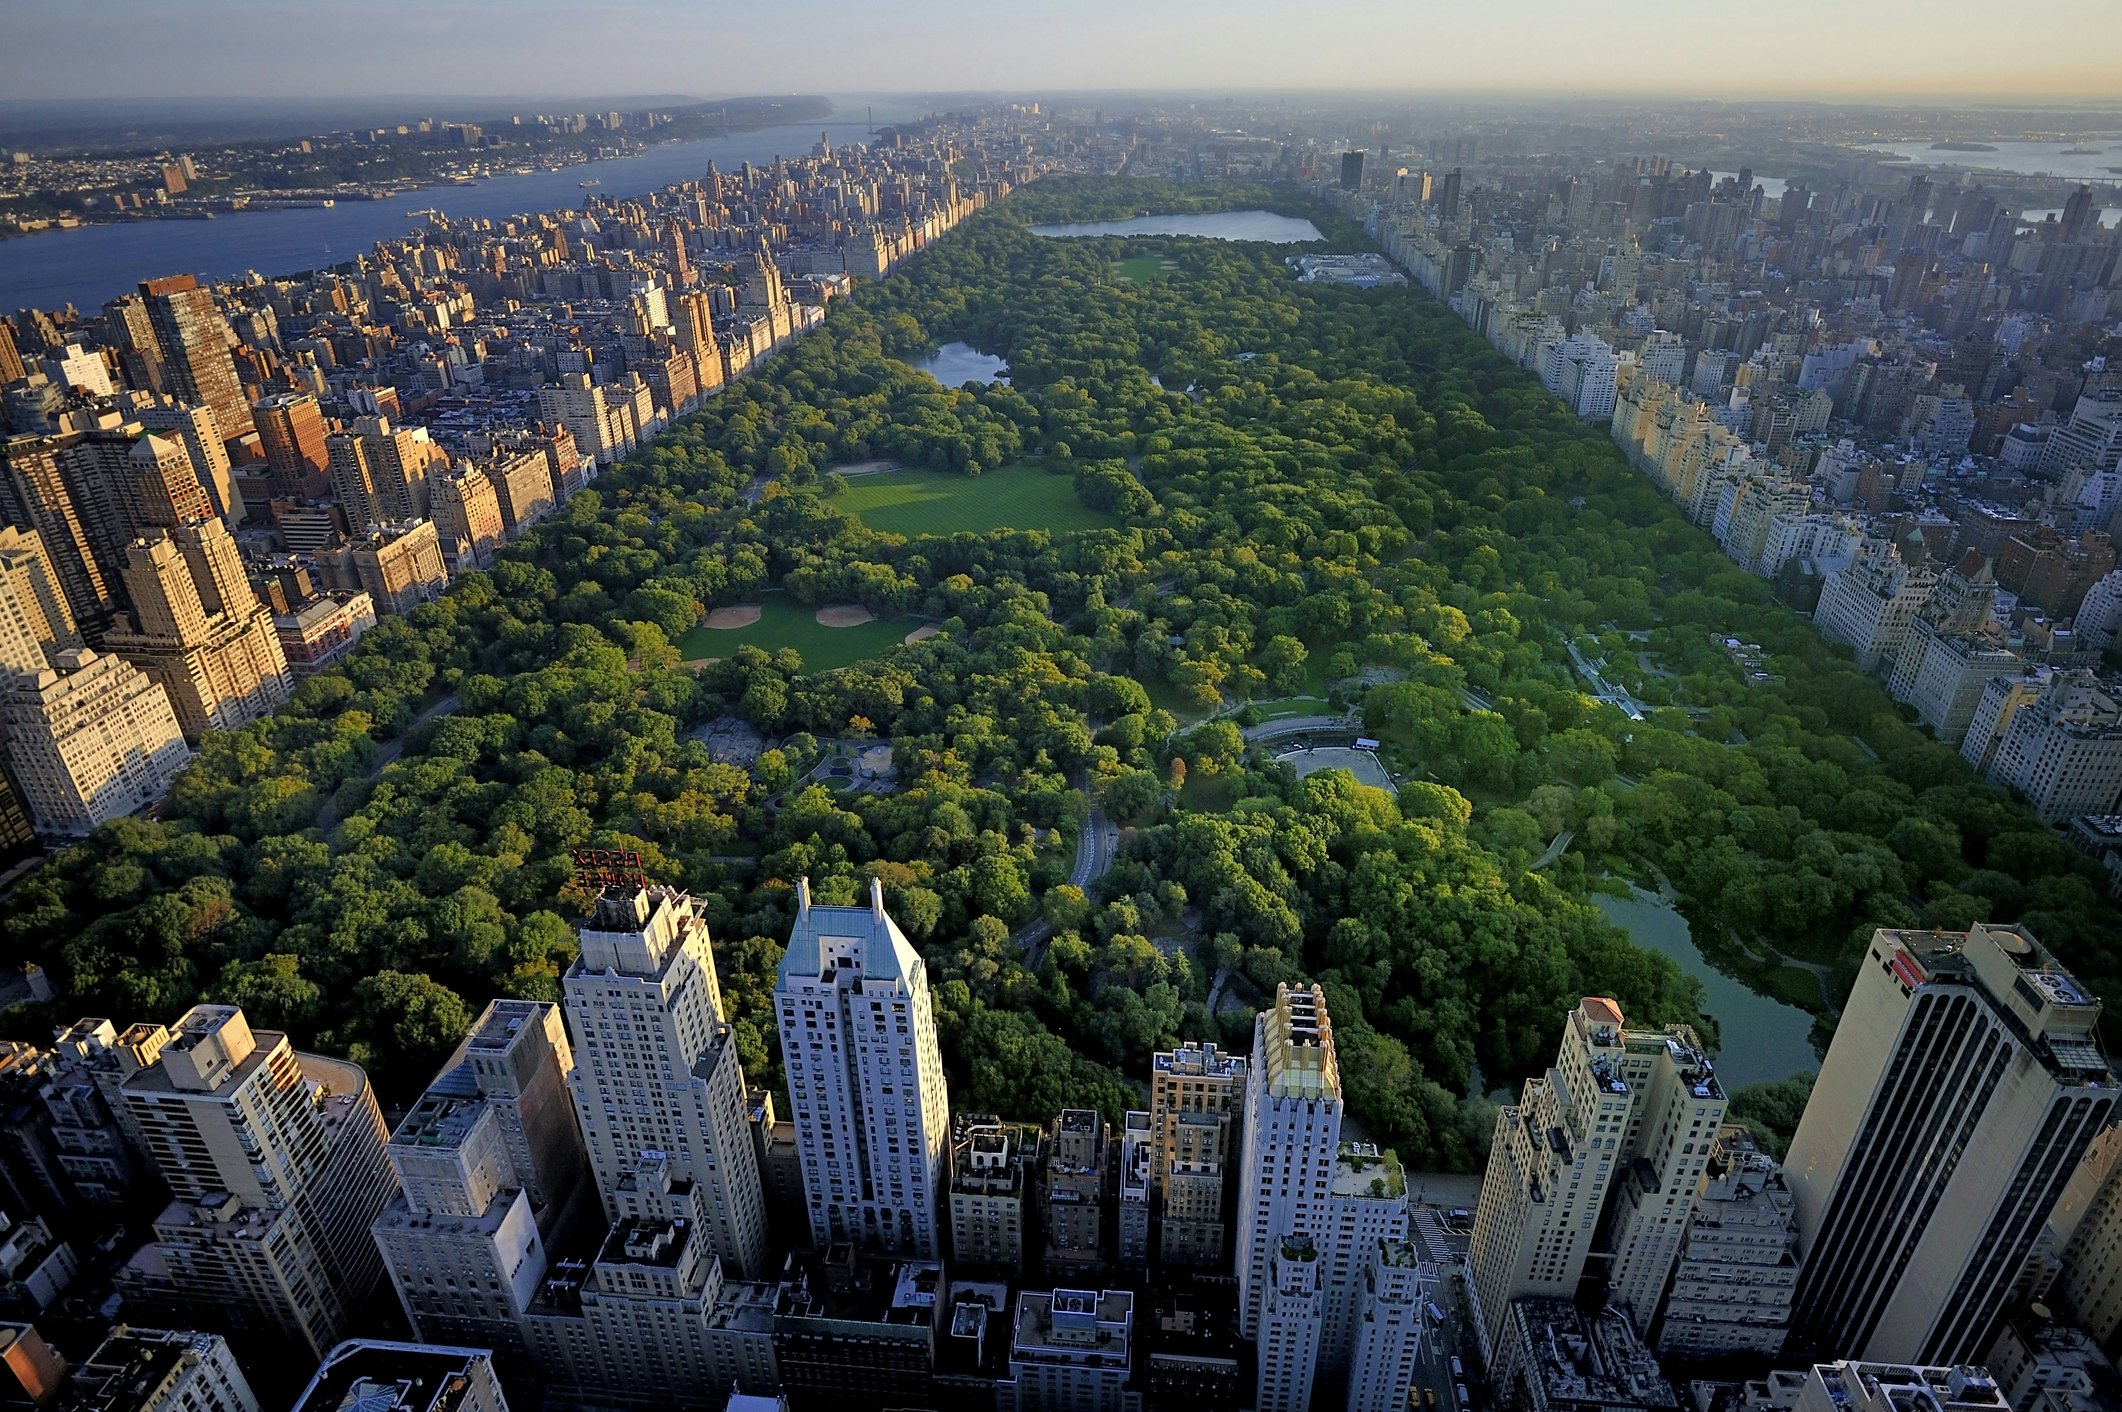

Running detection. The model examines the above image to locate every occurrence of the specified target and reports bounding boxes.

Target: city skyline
[2,0,2120,104]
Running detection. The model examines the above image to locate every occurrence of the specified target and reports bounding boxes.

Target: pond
[1592,885,1819,1091]
[1028,209,1325,243]
[908,342,1009,385]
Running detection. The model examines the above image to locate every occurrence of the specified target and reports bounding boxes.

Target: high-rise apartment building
[774,877,951,1257]
[1149,1041,1246,1269]
[564,887,768,1277]
[950,1114,1036,1276]
[105,521,292,743]
[0,533,188,836]
[1344,1240,1428,1412]
[290,1341,511,1412]
[325,416,440,531]
[426,465,505,572]
[115,1006,397,1362]
[138,277,250,450]
[1969,672,2122,822]
[373,1000,588,1356]
[322,520,448,616]
[1320,1144,1410,1378]
[62,1326,261,1412]
[1004,1288,1136,1412]
[1117,1110,1151,1271]
[1655,1124,1801,1358]
[121,396,239,524]
[1468,997,1725,1359]
[2047,1125,2122,1349]
[250,393,331,500]
[0,434,118,635]
[1785,923,2114,1363]
[1257,1235,1327,1412]
[1236,984,1344,1339]
[1043,1108,1109,1279]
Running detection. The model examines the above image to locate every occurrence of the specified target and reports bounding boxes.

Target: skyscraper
[1257,1235,1326,1412]
[774,876,951,1257]
[251,392,331,500]
[1785,923,2114,1363]
[115,1005,398,1362]
[139,277,250,449]
[1467,998,1725,1359]
[0,527,188,838]
[1340,151,1365,191]
[373,1000,589,1356]
[1236,983,1344,1339]
[1344,1240,1428,1412]
[1149,1040,1247,1269]
[105,520,293,743]
[563,886,768,1277]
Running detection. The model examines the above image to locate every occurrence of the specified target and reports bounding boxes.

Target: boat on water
[2061,147,2103,156]
[579,178,601,188]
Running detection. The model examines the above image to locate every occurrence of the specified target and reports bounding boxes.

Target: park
[830,460,1121,538]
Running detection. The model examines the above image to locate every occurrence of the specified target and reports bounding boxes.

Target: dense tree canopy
[7,177,2115,1172]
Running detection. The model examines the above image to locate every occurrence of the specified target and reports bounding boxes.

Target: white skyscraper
[774,876,951,1256]
[563,886,768,1277]
[1257,1236,1327,1412]
[1345,1240,1429,1412]
[1236,983,1345,1338]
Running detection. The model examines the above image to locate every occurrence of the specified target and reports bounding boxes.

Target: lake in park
[1029,209,1325,243]
[909,342,1009,385]
[1592,885,1820,1090]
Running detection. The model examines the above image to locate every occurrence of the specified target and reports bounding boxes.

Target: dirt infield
[816,605,877,628]
[903,623,942,645]
[704,604,762,629]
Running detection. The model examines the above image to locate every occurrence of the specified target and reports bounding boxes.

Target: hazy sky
[4,0,2120,103]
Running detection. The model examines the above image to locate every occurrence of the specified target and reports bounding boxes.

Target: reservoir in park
[1029,209,1324,243]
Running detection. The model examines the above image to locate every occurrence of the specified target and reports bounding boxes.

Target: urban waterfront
[0,97,926,313]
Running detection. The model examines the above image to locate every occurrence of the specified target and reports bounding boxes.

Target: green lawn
[832,462,1120,538]
[677,594,921,672]
[1114,255,1177,283]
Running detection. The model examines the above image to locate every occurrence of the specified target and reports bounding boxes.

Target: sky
[3,0,2120,104]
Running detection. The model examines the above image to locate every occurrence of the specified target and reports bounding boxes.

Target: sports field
[676,595,922,672]
[831,462,1120,537]
[1114,255,1177,283]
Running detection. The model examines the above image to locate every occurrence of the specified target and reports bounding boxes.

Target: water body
[1,97,928,314]
[1593,886,1818,1091]
[1710,172,1790,200]
[1856,139,2122,182]
[2020,206,2122,229]
[1029,209,1324,243]
[908,342,1009,386]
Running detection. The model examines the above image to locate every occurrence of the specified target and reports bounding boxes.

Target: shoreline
[0,99,839,246]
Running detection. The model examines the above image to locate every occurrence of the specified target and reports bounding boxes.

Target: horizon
[4,0,2120,106]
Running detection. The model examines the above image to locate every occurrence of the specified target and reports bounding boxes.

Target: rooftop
[290,1341,495,1412]
[1510,1297,1680,1412]
[1013,1288,1134,1364]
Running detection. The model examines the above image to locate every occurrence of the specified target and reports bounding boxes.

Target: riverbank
[0,97,923,312]
[0,96,838,247]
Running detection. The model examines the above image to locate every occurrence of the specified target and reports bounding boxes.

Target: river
[1,97,929,315]
[1856,138,2122,183]
[1592,885,1819,1090]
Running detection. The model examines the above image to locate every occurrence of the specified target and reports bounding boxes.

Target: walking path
[315,693,461,832]
[1014,804,1116,962]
